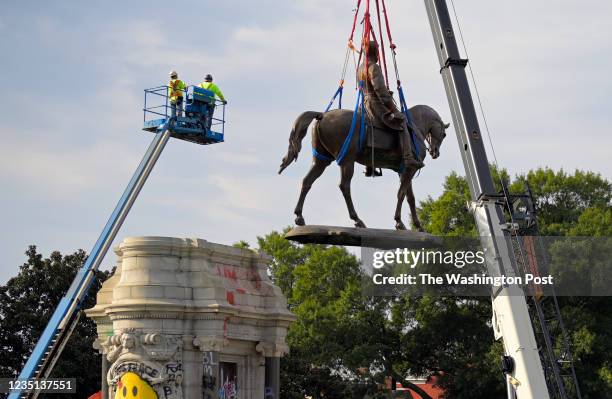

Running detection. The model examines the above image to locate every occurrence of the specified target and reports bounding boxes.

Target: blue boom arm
[9,125,172,398]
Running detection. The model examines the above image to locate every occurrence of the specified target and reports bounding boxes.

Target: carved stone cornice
[192,336,228,352]
[255,341,290,358]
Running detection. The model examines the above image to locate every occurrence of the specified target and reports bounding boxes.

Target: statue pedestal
[86,236,295,399]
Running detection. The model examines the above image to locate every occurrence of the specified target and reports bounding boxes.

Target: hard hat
[170,70,178,78]
[205,74,213,82]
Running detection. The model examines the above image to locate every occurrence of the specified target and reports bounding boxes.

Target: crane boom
[423,1,551,398]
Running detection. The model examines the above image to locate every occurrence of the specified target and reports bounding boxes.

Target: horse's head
[426,120,450,159]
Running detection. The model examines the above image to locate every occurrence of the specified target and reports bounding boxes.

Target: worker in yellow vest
[199,74,226,129]
[168,70,187,117]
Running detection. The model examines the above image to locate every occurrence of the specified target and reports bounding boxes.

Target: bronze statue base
[285,225,442,249]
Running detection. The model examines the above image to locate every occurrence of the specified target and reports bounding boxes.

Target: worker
[358,41,423,174]
[168,70,186,117]
[199,74,227,129]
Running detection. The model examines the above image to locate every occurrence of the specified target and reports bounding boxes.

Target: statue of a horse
[278,105,449,231]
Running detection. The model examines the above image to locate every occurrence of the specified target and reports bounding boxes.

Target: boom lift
[8,85,225,399]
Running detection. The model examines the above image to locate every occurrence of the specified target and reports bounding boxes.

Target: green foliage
[0,246,110,398]
[232,240,251,249]
[418,172,476,236]
[510,168,611,236]
[256,231,395,398]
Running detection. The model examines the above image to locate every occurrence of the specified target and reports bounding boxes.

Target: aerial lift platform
[8,85,225,399]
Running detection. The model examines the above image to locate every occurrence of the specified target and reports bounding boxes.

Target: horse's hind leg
[339,162,366,228]
[294,157,331,226]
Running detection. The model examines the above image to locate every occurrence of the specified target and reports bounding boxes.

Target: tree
[0,246,110,398]
[415,167,612,398]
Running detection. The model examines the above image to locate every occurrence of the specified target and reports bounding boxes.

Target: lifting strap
[324,83,343,112]
[312,147,334,162]
[374,0,389,87]
[336,81,366,165]
[398,86,421,159]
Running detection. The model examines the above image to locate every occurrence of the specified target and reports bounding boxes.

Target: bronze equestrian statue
[279,41,450,231]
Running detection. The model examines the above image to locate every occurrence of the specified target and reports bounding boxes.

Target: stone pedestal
[85,236,295,399]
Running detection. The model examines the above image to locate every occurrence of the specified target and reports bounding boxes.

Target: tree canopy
[0,246,110,398]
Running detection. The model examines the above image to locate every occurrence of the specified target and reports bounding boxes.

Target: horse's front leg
[395,173,409,230]
[405,176,423,232]
[339,162,366,228]
[294,157,330,225]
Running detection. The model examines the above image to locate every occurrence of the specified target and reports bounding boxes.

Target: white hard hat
[170,70,178,77]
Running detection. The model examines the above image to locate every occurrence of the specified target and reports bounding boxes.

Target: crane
[424,1,580,397]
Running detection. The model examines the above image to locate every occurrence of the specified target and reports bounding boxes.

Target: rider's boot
[399,128,424,170]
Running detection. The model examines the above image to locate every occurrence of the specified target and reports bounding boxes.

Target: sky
[0,0,611,283]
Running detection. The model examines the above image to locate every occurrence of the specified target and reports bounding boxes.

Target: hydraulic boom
[424,1,551,398]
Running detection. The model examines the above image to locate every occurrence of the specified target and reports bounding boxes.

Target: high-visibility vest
[199,81,225,102]
[168,79,186,102]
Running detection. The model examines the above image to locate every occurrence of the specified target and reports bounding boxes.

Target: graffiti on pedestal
[202,351,219,399]
[218,362,237,399]
[103,329,183,399]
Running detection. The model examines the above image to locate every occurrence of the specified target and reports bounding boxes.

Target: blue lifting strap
[397,86,420,159]
[312,147,334,162]
[337,81,366,165]
[312,85,344,160]
[324,85,344,112]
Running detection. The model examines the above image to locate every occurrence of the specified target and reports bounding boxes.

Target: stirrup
[365,166,383,177]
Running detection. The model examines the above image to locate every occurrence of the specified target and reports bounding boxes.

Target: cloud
[0,133,138,200]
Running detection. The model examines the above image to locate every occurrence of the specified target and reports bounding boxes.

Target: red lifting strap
[381,0,394,46]
[374,0,389,87]
[348,0,362,43]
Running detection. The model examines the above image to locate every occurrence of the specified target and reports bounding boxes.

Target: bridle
[424,121,447,156]
[423,121,446,155]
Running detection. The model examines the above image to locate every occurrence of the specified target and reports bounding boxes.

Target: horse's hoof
[354,220,367,228]
[414,224,424,232]
[295,216,305,226]
[395,222,407,230]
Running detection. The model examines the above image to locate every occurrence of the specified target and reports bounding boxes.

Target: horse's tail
[278,111,323,174]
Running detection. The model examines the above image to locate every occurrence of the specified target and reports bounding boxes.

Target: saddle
[362,125,402,173]
[363,122,424,174]
[365,124,400,150]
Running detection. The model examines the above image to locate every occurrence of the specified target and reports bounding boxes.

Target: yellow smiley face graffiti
[114,372,158,399]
